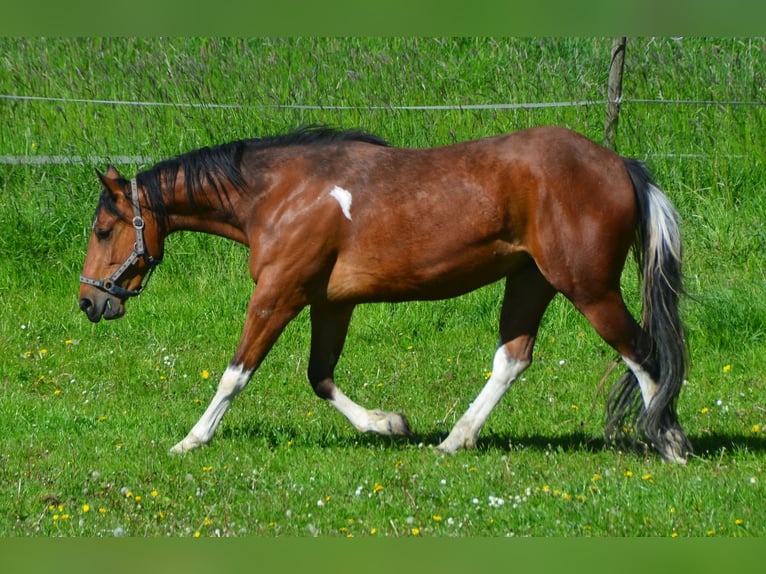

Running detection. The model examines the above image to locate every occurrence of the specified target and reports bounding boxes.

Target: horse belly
[326,242,528,303]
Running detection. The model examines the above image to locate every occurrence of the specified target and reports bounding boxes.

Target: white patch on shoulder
[330,185,353,221]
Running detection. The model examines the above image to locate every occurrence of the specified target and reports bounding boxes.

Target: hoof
[169,433,206,454]
[369,410,412,436]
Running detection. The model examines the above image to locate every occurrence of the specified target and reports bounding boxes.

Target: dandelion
[752,424,761,433]
[31,142,38,151]
[706,529,716,537]
[432,515,442,521]
[65,339,74,345]
[591,473,602,482]
[671,532,679,538]
[98,507,107,514]
[201,370,210,379]
[562,493,571,501]
[370,528,378,535]
[82,504,90,513]
[194,531,201,538]
[411,527,420,536]
[641,473,654,483]
[151,490,159,498]
[735,519,744,526]
[722,364,731,372]
[202,465,213,472]
[624,470,633,478]
[700,407,709,414]
[373,482,384,493]
[39,349,48,356]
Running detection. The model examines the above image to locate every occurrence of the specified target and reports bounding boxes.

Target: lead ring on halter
[79,178,162,298]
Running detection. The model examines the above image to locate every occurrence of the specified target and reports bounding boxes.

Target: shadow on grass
[220,424,766,460]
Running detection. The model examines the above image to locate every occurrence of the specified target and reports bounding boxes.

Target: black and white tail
[606,159,692,462]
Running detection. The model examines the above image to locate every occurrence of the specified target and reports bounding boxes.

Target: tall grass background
[0,37,764,537]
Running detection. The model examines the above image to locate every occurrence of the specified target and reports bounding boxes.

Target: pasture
[0,37,764,537]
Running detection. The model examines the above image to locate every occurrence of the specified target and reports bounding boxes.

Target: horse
[78,125,692,463]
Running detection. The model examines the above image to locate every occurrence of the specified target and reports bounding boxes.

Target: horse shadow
[220,424,765,461]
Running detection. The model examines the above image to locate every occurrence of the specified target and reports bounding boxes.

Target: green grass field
[1,37,764,537]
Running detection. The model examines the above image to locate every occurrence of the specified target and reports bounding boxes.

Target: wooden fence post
[604,37,627,151]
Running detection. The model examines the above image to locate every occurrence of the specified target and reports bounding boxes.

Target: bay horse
[78,125,692,463]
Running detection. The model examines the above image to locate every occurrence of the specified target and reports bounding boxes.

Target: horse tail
[606,158,692,461]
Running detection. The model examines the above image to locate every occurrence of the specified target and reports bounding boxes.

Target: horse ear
[96,165,124,197]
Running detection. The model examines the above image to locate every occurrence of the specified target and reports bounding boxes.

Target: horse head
[78,165,164,322]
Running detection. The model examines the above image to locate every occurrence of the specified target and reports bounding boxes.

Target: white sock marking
[330,185,353,220]
[438,346,528,452]
[170,364,253,453]
[623,357,659,407]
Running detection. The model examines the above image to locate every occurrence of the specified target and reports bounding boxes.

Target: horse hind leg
[437,262,556,453]
[572,291,691,463]
[308,303,411,437]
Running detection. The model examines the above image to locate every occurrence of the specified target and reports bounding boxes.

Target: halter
[79,178,162,298]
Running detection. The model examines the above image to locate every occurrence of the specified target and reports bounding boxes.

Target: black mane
[129,126,388,226]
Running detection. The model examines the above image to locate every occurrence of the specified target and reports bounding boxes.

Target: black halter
[79,179,162,298]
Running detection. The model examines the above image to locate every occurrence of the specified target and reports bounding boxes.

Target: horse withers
[78,126,692,463]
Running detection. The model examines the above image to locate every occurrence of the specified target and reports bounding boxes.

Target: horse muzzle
[78,290,126,322]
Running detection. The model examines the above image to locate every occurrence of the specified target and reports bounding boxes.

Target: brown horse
[79,125,692,463]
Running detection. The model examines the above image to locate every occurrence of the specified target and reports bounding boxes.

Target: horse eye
[96,228,112,241]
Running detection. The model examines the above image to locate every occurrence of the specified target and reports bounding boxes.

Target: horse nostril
[79,297,93,313]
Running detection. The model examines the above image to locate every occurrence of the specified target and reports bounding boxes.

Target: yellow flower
[752,424,761,433]
[700,407,709,414]
[194,531,201,538]
[98,507,107,514]
[411,528,420,536]
[373,482,384,493]
[370,528,378,535]
[151,490,159,497]
[642,473,653,482]
[722,364,731,372]
[82,504,90,513]
[562,493,571,501]
[202,465,213,472]
[201,370,210,379]
[624,470,633,478]
[31,142,38,150]
[735,519,744,526]
[591,473,602,482]
[671,532,679,538]
[432,515,442,521]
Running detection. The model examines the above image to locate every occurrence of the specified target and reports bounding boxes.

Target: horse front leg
[308,302,411,436]
[169,288,304,454]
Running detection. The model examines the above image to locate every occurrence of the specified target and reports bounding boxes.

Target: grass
[1,37,765,538]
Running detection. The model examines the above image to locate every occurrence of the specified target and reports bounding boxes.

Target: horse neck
[161,171,250,245]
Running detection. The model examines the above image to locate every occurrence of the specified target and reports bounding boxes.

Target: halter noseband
[80,178,162,298]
